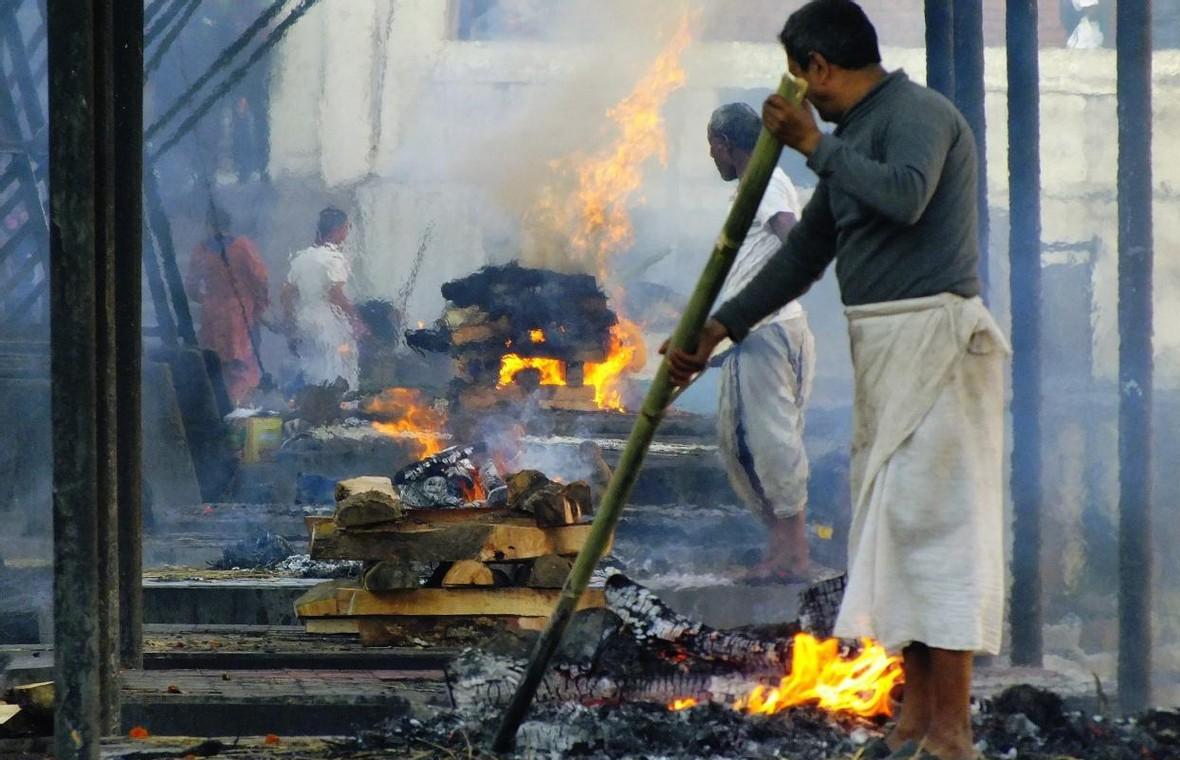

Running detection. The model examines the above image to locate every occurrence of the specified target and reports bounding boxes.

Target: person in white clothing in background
[706,102,818,583]
[282,207,366,391]
[1067,0,1105,49]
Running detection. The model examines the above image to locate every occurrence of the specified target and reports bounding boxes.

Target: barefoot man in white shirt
[707,102,818,583]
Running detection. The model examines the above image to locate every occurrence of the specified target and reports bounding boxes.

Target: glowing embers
[366,387,448,459]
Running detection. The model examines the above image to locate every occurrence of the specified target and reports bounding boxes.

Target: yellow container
[242,416,284,463]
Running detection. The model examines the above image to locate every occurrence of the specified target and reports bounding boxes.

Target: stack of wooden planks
[295,473,608,645]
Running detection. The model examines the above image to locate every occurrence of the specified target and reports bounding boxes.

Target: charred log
[527,554,574,588]
[335,491,405,528]
[603,574,798,671]
[506,470,590,526]
[361,559,421,592]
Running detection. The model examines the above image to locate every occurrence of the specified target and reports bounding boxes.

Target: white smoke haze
[386,0,706,281]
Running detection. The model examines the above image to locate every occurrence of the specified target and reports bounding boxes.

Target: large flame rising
[496,322,645,412]
[669,635,903,719]
[527,14,694,281]
[584,318,646,411]
[366,388,448,459]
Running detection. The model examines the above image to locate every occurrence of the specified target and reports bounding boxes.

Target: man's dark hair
[708,103,762,152]
[317,206,348,239]
[206,205,232,234]
[779,0,882,71]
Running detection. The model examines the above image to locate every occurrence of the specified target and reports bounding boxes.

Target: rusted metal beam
[1006,0,1044,667]
[1116,0,1154,716]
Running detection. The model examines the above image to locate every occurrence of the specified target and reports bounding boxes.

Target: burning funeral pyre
[295,443,599,644]
[405,263,645,414]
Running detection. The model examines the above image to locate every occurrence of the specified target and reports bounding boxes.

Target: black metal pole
[145,0,289,137]
[1006,0,1043,667]
[924,0,955,99]
[144,0,201,75]
[1117,0,1154,716]
[143,167,198,346]
[48,0,101,754]
[114,0,145,670]
[93,0,121,734]
[147,0,323,162]
[953,0,990,298]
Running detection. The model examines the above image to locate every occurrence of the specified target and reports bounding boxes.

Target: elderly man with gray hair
[707,102,818,583]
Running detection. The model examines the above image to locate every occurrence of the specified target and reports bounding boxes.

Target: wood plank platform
[295,580,605,619]
[119,667,450,736]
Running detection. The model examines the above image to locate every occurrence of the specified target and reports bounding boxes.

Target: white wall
[267,0,1180,388]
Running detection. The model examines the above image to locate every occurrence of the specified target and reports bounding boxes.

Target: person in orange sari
[185,207,270,404]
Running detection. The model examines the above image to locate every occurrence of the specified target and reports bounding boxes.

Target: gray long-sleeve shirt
[714,71,980,342]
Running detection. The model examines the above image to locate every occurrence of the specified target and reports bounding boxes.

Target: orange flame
[460,473,488,503]
[738,635,903,719]
[498,355,566,387]
[527,14,695,281]
[668,697,699,711]
[529,328,546,344]
[365,387,447,459]
[584,318,647,411]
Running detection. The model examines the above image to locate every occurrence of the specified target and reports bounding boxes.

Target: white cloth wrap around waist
[833,293,1010,654]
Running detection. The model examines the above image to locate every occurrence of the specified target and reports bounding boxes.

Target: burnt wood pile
[295,446,603,645]
[324,578,1180,759]
[404,263,618,411]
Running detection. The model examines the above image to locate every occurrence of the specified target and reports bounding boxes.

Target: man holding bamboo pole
[665,2,1008,759]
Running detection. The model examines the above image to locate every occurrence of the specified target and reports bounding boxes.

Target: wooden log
[507,470,590,526]
[0,704,22,725]
[578,441,612,507]
[362,560,421,591]
[294,582,604,620]
[442,560,495,588]
[293,579,358,618]
[443,304,488,328]
[526,486,581,527]
[506,470,548,504]
[304,619,359,635]
[541,385,596,408]
[308,516,602,562]
[335,490,406,528]
[452,318,509,347]
[344,588,606,618]
[11,682,55,711]
[356,616,548,647]
[336,476,397,502]
[527,555,573,589]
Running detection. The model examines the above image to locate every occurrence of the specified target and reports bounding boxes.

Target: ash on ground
[330,702,872,760]
[209,528,358,578]
[323,685,1179,760]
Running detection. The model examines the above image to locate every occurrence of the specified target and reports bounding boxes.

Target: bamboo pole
[491,73,807,752]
